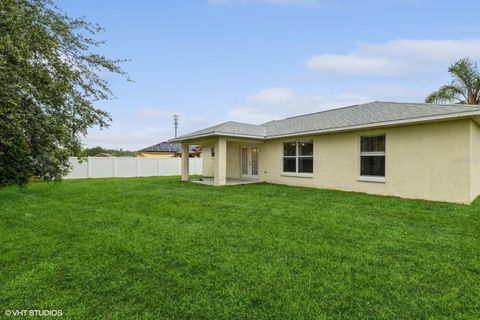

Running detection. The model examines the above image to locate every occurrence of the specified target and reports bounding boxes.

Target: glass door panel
[251,147,258,176]
[241,147,248,176]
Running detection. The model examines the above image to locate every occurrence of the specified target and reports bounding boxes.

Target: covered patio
[179,136,263,186]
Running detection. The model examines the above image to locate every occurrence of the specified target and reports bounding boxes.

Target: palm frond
[425,84,466,104]
[448,58,479,91]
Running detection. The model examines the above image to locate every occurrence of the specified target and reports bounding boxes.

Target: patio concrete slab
[190,178,261,186]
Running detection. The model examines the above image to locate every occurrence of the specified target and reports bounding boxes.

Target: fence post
[136,157,139,177]
[87,156,91,178]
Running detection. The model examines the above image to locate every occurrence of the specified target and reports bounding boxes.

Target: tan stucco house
[170,101,480,204]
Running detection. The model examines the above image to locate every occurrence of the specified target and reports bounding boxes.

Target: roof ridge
[224,121,265,128]
[373,100,480,108]
[216,121,234,131]
[197,121,231,132]
[262,102,374,124]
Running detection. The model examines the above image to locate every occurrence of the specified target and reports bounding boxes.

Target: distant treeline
[80,146,137,157]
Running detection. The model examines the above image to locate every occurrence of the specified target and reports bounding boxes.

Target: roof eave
[169,131,266,143]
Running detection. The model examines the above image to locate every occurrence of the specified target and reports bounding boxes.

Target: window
[360,135,385,177]
[211,147,215,158]
[283,142,296,172]
[283,141,313,174]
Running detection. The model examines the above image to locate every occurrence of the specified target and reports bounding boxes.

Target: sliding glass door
[240,146,259,178]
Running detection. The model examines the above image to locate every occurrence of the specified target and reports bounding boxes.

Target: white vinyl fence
[65,157,202,179]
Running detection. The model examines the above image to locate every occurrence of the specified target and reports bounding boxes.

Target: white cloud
[227,107,276,124]
[359,39,480,62]
[305,38,480,78]
[226,87,373,124]
[249,87,293,104]
[84,107,208,150]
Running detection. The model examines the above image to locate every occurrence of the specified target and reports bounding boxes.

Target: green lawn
[0,177,479,319]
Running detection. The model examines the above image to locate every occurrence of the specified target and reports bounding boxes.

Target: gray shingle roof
[176,121,266,139]
[139,142,199,153]
[173,101,480,141]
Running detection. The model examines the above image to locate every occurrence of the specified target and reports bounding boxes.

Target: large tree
[426,58,480,105]
[0,0,128,186]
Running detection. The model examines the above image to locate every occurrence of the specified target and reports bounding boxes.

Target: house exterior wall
[202,145,215,177]
[258,119,475,203]
[226,141,241,179]
[469,121,480,202]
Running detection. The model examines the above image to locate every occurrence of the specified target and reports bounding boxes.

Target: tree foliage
[81,146,136,157]
[426,58,480,105]
[0,0,128,186]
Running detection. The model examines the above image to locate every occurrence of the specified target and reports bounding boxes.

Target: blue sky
[58,0,480,150]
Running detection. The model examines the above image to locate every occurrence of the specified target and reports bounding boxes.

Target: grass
[0,177,479,319]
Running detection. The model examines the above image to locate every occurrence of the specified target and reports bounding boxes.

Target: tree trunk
[468,92,477,105]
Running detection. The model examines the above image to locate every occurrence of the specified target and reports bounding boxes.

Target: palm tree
[426,58,480,105]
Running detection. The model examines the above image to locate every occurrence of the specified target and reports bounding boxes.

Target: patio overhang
[179,136,263,186]
[169,132,265,143]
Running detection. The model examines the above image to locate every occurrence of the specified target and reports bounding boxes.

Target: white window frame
[282,141,313,177]
[358,135,386,183]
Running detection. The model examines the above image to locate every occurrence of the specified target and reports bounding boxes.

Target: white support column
[214,137,227,186]
[181,143,189,181]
